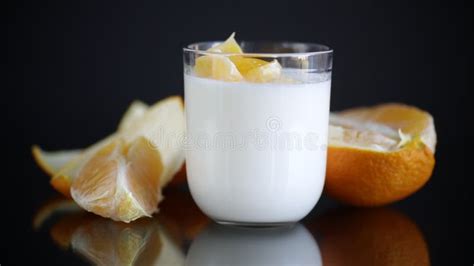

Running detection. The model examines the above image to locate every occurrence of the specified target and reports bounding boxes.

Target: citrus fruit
[119,96,185,187]
[193,33,282,82]
[308,208,430,266]
[49,134,118,198]
[194,55,243,82]
[32,96,185,201]
[118,100,149,131]
[32,145,85,197]
[70,137,163,222]
[243,59,282,83]
[32,147,81,176]
[327,103,436,206]
[230,56,268,75]
[207,32,242,53]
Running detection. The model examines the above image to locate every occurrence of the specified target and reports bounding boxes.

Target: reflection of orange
[158,188,210,244]
[34,180,206,262]
[32,197,80,230]
[307,208,430,266]
[50,212,95,248]
[70,217,163,265]
[48,213,185,265]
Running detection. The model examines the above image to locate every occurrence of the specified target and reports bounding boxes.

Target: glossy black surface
[4,171,471,265]
[4,0,471,265]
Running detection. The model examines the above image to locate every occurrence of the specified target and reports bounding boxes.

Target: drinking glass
[183,41,332,226]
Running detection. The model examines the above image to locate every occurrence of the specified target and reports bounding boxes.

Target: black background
[4,0,472,265]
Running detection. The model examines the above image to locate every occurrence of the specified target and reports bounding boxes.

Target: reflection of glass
[184,42,332,226]
[186,223,322,266]
[305,208,430,266]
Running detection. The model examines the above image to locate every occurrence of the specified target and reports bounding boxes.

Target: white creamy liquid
[185,73,331,223]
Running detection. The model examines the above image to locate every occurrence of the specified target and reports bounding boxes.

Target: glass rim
[183,41,333,57]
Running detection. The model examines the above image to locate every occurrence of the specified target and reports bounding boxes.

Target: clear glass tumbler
[183,41,332,226]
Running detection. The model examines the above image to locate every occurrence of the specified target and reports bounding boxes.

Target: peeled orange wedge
[32,96,185,222]
[195,55,243,82]
[327,103,436,206]
[230,56,268,75]
[70,137,163,222]
[194,33,282,82]
[119,96,185,187]
[33,100,150,198]
[244,59,282,83]
[207,32,243,54]
[49,135,118,197]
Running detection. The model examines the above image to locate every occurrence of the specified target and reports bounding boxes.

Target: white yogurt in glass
[184,71,331,224]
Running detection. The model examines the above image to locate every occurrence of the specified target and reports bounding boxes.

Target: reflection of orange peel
[32,197,81,230]
[307,208,430,266]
